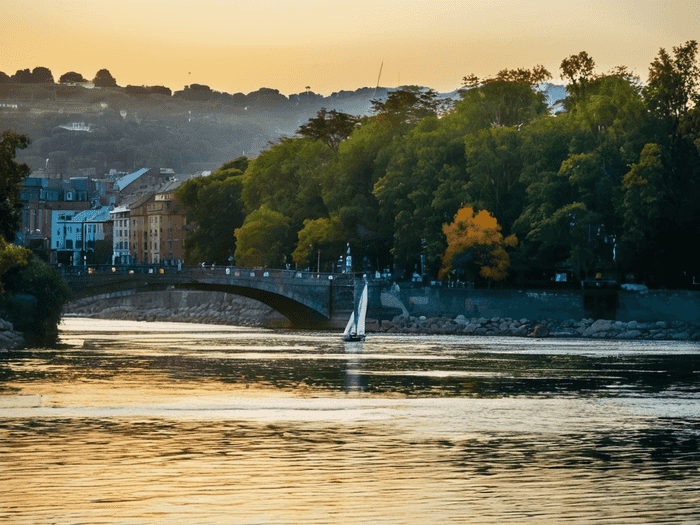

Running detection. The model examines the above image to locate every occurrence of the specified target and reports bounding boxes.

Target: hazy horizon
[2,1,698,97]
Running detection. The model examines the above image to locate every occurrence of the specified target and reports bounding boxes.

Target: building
[17,177,91,253]
[52,207,113,266]
[129,180,189,265]
[110,206,130,265]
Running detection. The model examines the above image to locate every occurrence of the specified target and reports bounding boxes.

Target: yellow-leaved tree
[439,207,517,286]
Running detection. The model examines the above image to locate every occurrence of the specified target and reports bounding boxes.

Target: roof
[155,177,192,194]
[70,207,113,222]
[114,168,150,191]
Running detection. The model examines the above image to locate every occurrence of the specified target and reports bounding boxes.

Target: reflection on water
[1,318,700,524]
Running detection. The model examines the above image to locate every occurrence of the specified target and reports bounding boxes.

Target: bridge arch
[62,266,357,328]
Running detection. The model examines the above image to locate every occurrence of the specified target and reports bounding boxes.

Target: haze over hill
[0,76,567,176]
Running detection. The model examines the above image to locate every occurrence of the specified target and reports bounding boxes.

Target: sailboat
[342,282,368,342]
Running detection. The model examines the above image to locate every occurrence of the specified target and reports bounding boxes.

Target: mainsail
[342,282,368,342]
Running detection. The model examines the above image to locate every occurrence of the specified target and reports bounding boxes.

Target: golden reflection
[2,318,699,524]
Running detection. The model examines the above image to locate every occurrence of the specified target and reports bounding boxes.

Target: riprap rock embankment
[63,290,700,341]
[373,315,700,341]
[0,318,27,350]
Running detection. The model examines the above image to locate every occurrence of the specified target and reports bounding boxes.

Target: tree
[297,108,360,151]
[459,66,551,128]
[0,131,31,242]
[59,71,87,83]
[0,237,30,292]
[560,51,596,102]
[234,205,292,267]
[93,68,118,87]
[644,40,699,122]
[464,126,525,231]
[11,69,33,83]
[176,159,248,265]
[319,120,397,270]
[1,256,71,345]
[463,64,551,88]
[439,206,517,286]
[292,215,346,269]
[242,138,329,226]
[31,67,54,84]
[374,113,470,275]
[371,87,448,131]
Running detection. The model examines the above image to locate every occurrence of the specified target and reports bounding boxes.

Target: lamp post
[317,249,321,273]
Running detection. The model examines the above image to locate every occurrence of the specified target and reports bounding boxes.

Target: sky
[2,0,698,96]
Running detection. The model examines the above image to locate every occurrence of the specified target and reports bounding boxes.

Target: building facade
[52,208,113,266]
[129,180,189,265]
[110,206,130,264]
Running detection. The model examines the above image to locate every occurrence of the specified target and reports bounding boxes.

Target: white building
[52,207,113,266]
[110,206,130,264]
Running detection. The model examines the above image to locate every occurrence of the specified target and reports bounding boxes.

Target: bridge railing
[55,263,378,286]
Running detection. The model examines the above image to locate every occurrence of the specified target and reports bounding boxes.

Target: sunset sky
[2,0,698,96]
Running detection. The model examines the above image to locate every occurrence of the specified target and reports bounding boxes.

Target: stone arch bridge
[60,265,396,328]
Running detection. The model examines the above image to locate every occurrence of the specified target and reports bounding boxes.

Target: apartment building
[129,179,189,265]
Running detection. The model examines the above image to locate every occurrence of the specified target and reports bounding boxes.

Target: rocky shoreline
[61,291,700,342]
[0,318,28,350]
[372,315,700,341]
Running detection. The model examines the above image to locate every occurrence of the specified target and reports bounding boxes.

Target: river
[2,318,700,524]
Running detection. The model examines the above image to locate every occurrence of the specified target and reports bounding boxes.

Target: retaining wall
[399,288,700,323]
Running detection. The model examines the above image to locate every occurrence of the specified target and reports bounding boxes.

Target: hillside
[0,81,564,175]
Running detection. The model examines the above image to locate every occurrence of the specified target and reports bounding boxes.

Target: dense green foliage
[177,42,700,288]
[176,157,248,265]
[0,256,71,345]
[0,131,72,345]
[0,130,31,241]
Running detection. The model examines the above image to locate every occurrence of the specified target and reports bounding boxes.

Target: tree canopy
[297,108,360,151]
[59,71,87,83]
[0,131,31,242]
[176,158,248,264]
[439,207,517,285]
[173,41,700,288]
[93,68,118,87]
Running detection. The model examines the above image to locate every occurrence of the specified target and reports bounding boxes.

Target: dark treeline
[177,42,700,289]
[0,66,388,108]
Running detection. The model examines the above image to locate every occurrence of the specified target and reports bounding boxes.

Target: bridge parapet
[59,265,376,328]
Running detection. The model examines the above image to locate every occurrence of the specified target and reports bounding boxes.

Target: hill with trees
[0,66,467,175]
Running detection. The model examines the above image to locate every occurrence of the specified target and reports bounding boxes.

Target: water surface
[2,319,699,523]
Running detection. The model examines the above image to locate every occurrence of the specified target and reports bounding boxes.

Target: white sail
[356,283,368,336]
[342,282,368,342]
[342,311,356,338]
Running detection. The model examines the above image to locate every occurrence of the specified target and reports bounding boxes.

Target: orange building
[129,180,189,265]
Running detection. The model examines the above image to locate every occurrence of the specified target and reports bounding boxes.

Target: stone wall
[63,290,288,326]
[59,287,700,343]
[399,288,700,323]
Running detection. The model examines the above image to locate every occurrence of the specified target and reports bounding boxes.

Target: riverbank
[372,314,700,341]
[62,290,700,341]
[0,318,28,350]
